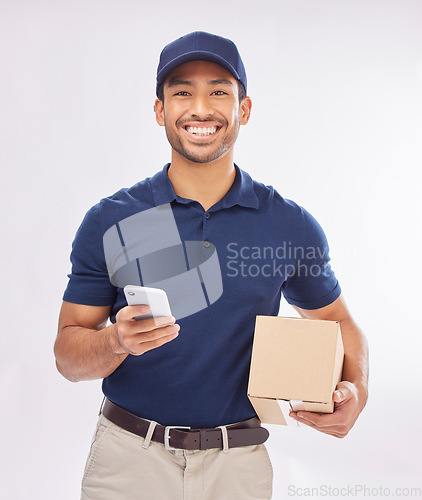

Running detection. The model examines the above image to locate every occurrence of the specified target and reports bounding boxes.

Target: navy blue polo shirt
[63,164,341,428]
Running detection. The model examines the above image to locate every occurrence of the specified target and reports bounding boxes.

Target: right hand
[113,305,180,356]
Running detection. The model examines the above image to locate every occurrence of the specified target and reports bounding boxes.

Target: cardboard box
[248,316,344,425]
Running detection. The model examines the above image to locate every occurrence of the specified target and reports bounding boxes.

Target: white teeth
[186,126,217,136]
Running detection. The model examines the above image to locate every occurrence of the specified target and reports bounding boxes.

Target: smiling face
[155,60,251,165]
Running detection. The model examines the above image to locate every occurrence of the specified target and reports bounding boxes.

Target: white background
[1,0,421,498]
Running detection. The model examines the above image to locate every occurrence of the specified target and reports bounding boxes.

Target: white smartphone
[123,285,172,321]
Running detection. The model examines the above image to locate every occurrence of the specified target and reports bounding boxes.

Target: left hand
[289,381,363,438]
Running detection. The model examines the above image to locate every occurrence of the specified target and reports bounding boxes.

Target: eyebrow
[209,79,234,87]
[166,78,234,88]
[167,79,192,88]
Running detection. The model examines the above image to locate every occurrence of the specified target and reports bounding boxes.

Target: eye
[174,91,190,96]
[212,90,228,96]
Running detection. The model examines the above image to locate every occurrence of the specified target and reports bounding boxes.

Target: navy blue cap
[156,31,247,96]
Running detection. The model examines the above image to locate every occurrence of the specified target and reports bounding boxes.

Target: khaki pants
[81,414,273,500]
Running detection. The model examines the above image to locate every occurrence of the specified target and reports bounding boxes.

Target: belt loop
[218,425,230,453]
[98,396,106,416]
[142,420,158,450]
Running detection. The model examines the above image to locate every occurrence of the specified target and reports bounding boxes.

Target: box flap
[248,396,288,425]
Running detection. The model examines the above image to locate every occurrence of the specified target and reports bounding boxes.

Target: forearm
[339,316,369,408]
[54,323,128,383]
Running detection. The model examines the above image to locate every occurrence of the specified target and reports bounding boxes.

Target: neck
[167,152,236,211]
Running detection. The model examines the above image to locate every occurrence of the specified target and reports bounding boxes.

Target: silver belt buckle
[164,426,191,451]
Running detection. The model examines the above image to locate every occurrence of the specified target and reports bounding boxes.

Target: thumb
[333,390,346,403]
[333,382,354,403]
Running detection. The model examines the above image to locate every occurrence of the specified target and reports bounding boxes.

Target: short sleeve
[63,203,117,306]
[281,207,341,309]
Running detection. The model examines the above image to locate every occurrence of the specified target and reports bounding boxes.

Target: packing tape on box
[277,400,306,427]
[103,203,223,320]
[289,400,306,412]
[277,400,299,427]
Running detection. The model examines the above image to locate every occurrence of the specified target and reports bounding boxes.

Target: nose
[189,95,213,118]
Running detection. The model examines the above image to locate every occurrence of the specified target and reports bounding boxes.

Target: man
[54,31,368,499]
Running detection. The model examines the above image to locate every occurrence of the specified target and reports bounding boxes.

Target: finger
[123,324,180,355]
[290,411,332,428]
[131,326,180,355]
[290,410,343,428]
[135,323,180,344]
[127,315,176,333]
[117,304,150,321]
[139,330,180,354]
[290,415,345,438]
[289,414,342,436]
[290,410,350,437]
[116,319,179,354]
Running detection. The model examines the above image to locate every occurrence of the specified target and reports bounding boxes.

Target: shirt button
[205,212,211,220]
[204,240,211,248]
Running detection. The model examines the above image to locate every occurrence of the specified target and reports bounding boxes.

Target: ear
[239,96,252,125]
[155,98,165,126]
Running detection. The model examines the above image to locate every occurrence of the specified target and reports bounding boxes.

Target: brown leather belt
[102,398,269,451]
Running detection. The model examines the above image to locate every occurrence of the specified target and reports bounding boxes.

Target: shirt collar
[150,163,259,211]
